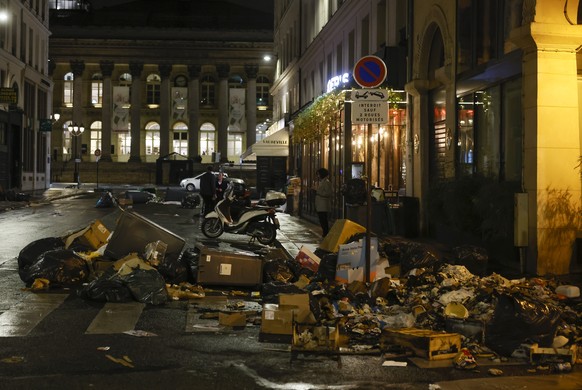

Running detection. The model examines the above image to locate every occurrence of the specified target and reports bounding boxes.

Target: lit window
[63,72,74,107]
[227,131,243,156]
[91,73,103,108]
[145,121,160,155]
[172,121,188,155]
[146,73,161,108]
[199,122,215,156]
[256,75,270,109]
[90,121,102,155]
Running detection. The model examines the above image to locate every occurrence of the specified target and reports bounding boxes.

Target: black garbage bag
[485,292,562,357]
[121,268,168,305]
[342,178,367,205]
[312,253,338,283]
[263,259,295,283]
[286,258,315,279]
[261,281,305,302]
[157,256,189,285]
[78,268,133,302]
[180,247,200,283]
[181,193,200,209]
[20,249,89,286]
[18,237,65,276]
[400,242,441,274]
[95,192,115,208]
[452,245,488,276]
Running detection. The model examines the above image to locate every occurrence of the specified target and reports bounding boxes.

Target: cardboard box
[260,294,315,336]
[219,312,247,327]
[295,246,320,273]
[335,237,389,283]
[197,247,263,287]
[66,219,111,250]
[319,219,366,253]
[381,328,461,360]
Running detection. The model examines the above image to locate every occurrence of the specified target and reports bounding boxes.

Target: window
[119,72,132,86]
[256,76,270,109]
[90,121,102,155]
[62,120,72,156]
[227,132,243,157]
[118,132,131,155]
[63,72,74,107]
[200,122,215,156]
[145,121,160,155]
[91,73,103,107]
[201,75,215,106]
[172,121,188,155]
[146,73,161,108]
[229,74,244,89]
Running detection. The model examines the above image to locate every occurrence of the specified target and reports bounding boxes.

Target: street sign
[0,88,17,104]
[351,100,388,124]
[352,56,387,88]
[352,88,389,101]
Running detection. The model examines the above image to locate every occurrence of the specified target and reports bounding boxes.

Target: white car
[180,172,228,192]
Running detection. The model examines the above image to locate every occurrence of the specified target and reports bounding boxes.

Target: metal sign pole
[366,123,372,283]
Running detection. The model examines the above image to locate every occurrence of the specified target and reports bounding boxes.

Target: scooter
[201,183,280,245]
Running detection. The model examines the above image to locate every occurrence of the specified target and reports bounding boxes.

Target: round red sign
[353,56,388,88]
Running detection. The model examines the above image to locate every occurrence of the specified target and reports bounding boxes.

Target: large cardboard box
[65,219,111,250]
[335,237,389,283]
[319,219,366,253]
[197,247,263,287]
[260,293,315,336]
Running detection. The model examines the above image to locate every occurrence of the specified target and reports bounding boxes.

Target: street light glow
[0,11,8,22]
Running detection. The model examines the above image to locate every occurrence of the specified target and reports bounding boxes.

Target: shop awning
[241,129,289,160]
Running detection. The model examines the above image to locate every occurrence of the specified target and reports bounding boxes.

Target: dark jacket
[199,171,216,197]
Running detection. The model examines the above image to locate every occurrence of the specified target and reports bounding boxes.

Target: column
[245,64,258,149]
[128,61,143,163]
[216,63,230,162]
[188,64,201,158]
[159,64,172,157]
[100,60,114,162]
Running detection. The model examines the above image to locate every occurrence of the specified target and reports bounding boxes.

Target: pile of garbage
[15,212,582,370]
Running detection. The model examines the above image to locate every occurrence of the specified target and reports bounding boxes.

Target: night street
[0,188,580,390]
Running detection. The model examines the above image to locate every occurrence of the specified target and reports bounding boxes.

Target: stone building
[0,0,53,193]
[271,0,582,276]
[48,0,274,185]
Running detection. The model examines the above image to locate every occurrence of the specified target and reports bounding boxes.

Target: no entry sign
[352,56,387,88]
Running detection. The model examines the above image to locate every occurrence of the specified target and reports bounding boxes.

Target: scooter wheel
[256,222,277,245]
[201,217,223,238]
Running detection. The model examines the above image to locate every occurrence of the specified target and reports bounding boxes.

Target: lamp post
[68,122,85,188]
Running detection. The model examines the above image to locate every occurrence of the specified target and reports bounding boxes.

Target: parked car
[180,172,228,192]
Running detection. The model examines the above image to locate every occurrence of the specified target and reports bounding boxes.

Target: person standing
[215,172,228,202]
[315,167,332,237]
[199,165,216,217]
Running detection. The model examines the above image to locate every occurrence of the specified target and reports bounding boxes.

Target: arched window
[200,122,215,156]
[90,121,102,156]
[91,73,103,107]
[257,75,270,109]
[63,72,74,107]
[173,121,188,155]
[201,75,215,106]
[146,73,161,108]
[145,121,160,155]
[119,72,132,86]
[229,74,244,89]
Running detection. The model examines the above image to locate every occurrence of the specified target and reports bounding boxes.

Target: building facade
[272,0,582,276]
[0,0,53,193]
[48,0,274,184]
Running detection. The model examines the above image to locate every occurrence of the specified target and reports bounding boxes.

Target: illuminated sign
[326,73,350,93]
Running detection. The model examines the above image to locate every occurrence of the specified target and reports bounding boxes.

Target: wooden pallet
[380,328,461,360]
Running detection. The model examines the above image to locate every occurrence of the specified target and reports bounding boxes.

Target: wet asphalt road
[0,189,581,389]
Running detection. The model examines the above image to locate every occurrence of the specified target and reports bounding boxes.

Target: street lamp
[68,122,85,188]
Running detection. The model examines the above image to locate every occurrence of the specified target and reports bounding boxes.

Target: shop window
[173,121,188,155]
[145,121,160,155]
